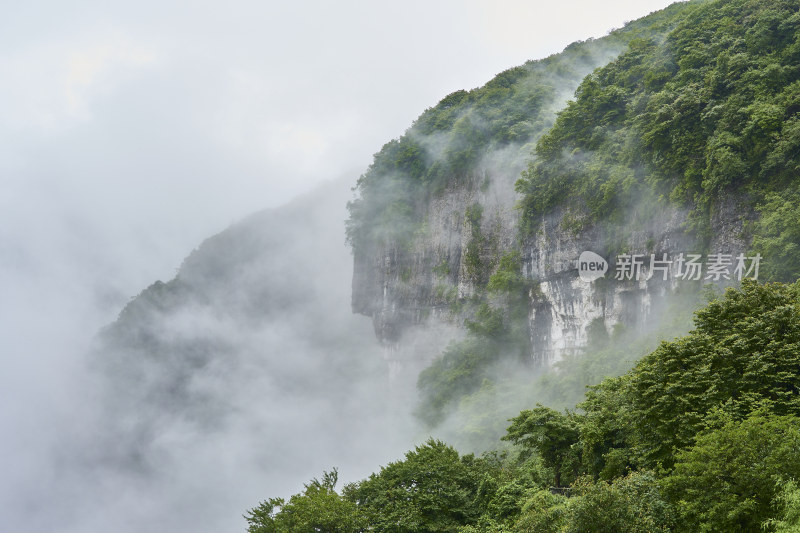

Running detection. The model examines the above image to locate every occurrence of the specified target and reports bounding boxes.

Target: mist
[1,1,683,531]
[2,177,426,532]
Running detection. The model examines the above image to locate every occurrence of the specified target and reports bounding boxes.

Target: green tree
[576,376,636,480]
[244,469,365,533]
[662,409,800,533]
[626,280,800,468]
[346,439,495,533]
[764,480,800,533]
[512,489,569,533]
[503,406,581,487]
[565,472,674,533]
[752,187,800,282]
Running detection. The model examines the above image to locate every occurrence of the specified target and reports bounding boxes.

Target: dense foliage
[517,0,800,250]
[247,280,800,533]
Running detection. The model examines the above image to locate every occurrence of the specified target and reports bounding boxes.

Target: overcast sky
[2,0,679,293]
[0,1,680,530]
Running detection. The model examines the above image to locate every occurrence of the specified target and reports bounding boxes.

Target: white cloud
[468,0,682,60]
[0,32,158,133]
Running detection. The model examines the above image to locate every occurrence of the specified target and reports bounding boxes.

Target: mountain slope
[518,0,800,251]
[60,178,416,533]
[245,2,800,528]
[248,280,800,533]
[346,1,698,358]
[65,0,800,530]
[344,0,800,441]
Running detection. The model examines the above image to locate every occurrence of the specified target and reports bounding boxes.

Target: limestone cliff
[348,0,763,372]
[352,173,755,370]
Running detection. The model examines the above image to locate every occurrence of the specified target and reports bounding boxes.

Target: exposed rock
[352,188,756,370]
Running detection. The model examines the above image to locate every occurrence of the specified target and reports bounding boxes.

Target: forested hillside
[516,0,800,274]
[346,0,709,447]
[246,281,800,532]
[248,0,800,530]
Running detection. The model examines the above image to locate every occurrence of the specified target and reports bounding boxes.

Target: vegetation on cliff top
[517,0,800,260]
[345,1,693,252]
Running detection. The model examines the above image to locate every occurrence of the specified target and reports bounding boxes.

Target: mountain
[347,0,800,436]
[248,1,800,531]
[55,178,416,533]
[67,0,800,531]
[345,1,716,433]
[347,1,701,366]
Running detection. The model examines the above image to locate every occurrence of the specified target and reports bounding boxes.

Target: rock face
[352,186,755,370]
[352,170,520,377]
[523,193,754,365]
